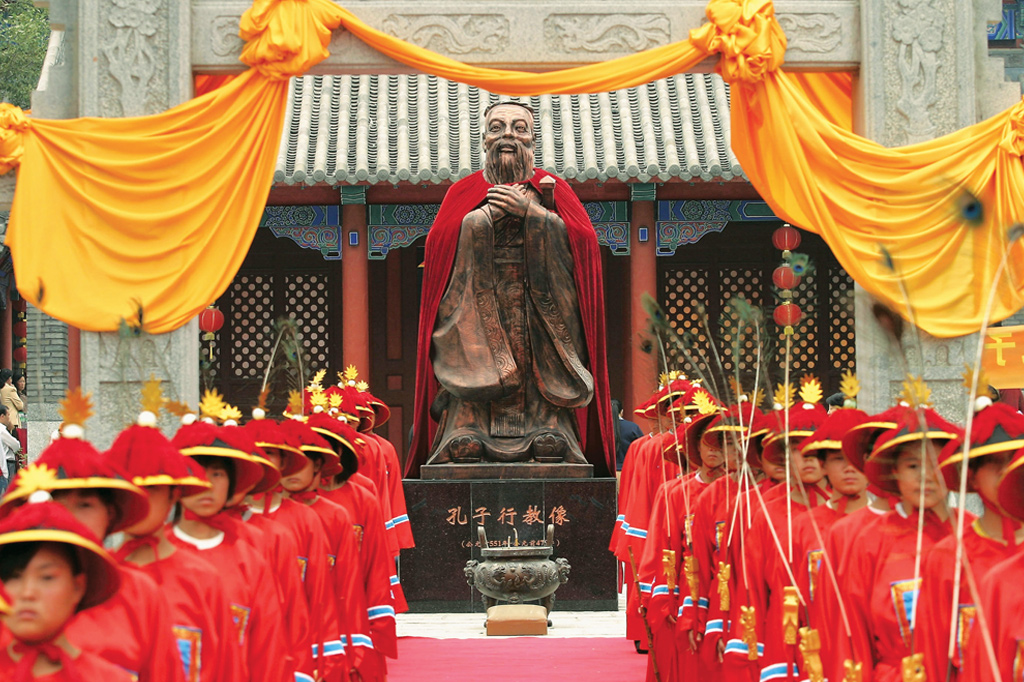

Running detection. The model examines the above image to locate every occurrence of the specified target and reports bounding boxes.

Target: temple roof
[275,74,742,186]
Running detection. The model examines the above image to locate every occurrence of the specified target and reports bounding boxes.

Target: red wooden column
[341,187,370,376]
[627,184,659,414]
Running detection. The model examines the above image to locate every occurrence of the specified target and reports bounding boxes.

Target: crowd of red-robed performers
[0,374,413,682]
[613,375,1024,682]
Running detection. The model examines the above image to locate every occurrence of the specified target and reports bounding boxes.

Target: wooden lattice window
[656,224,856,397]
[719,268,766,373]
[285,273,330,369]
[209,223,340,412]
[227,274,275,378]
[664,268,710,361]
[828,269,856,371]
[787,268,818,373]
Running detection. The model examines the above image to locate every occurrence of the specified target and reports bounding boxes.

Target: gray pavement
[396,594,627,639]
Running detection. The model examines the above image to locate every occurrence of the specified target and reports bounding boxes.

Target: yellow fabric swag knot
[999,96,1024,156]
[239,0,345,78]
[0,104,29,176]
[690,0,786,84]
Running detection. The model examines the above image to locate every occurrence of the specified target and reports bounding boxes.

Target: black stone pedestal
[399,477,618,613]
[420,463,594,479]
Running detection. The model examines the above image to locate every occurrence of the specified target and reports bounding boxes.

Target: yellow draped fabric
[730,73,1024,336]
[0,0,1020,336]
[3,0,344,333]
[6,72,287,332]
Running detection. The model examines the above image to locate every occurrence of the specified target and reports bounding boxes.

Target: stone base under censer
[419,462,594,479]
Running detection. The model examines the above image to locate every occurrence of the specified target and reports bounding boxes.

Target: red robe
[130,545,244,682]
[619,432,680,642]
[66,563,185,682]
[228,508,311,674]
[0,647,136,681]
[746,491,816,681]
[323,481,398,681]
[788,499,853,677]
[304,495,373,680]
[612,435,650,554]
[167,524,291,682]
[354,437,408,612]
[692,473,748,666]
[812,504,888,680]
[834,507,952,682]
[917,519,1008,681]
[639,473,712,682]
[407,168,614,477]
[251,497,344,679]
[717,474,770,682]
[964,548,1024,681]
[359,435,398,558]
[365,432,414,549]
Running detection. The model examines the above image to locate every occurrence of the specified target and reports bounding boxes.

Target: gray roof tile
[275,73,743,186]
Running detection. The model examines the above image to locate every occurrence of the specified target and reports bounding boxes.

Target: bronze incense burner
[464,523,571,617]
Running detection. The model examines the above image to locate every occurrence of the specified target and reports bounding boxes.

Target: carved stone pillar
[854,0,1020,419]
[36,0,198,447]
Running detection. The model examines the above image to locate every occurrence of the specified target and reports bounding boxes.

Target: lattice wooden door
[208,228,342,413]
[658,223,855,398]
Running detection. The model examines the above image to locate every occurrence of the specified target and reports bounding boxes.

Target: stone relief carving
[100,0,167,117]
[380,14,509,54]
[777,13,842,53]
[543,14,670,53]
[888,0,947,144]
[211,15,245,57]
[94,330,182,441]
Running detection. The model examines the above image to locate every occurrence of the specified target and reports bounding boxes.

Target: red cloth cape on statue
[406,169,614,478]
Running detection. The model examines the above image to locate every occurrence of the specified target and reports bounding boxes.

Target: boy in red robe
[311,412,397,682]
[282,417,372,682]
[964,434,1024,681]
[247,415,346,681]
[105,407,244,682]
[834,407,959,682]
[644,400,749,682]
[361,388,414,550]
[169,419,292,682]
[217,422,314,677]
[0,497,135,681]
[744,385,829,682]
[0,400,183,682]
[919,401,1024,681]
[789,406,870,676]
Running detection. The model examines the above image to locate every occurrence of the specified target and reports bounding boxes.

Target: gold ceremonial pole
[628,546,660,682]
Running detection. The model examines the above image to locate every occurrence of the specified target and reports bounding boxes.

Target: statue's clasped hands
[486,183,533,218]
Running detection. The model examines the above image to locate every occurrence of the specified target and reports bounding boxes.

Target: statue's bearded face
[483,104,535,185]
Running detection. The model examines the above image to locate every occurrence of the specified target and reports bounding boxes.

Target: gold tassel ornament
[901,653,926,682]
[798,627,824,682]
[683,554,699,602]
[843,660,863,682]
[740,605,758,661]
[662,550,677,592]
[717,562,731,611]
[782,586,800,645]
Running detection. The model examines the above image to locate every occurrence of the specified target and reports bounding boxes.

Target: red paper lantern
[12,321,26,339]
[772,225,801,251]
[773,303,802,327]
[772,265,801,290]
[12,346,27,364]
[198,306,224,336]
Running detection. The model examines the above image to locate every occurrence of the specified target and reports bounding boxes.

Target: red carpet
[387,636,646,681]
